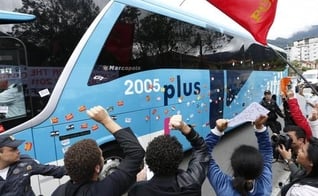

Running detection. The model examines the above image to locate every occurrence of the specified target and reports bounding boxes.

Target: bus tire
[99,144,124,179]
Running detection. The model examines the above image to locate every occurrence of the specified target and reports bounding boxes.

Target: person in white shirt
[305,89,318,117]
[308,103,318,138]
[294,84,308,117]
[280,137,318,196]
[0,83,26,119]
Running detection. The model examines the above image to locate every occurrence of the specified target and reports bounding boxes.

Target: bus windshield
[0,5,99,130]
[0,11,34,127]
[0,37,27,123]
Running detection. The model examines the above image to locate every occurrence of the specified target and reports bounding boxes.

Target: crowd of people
[1,83,318,196]
[260,84,318,196]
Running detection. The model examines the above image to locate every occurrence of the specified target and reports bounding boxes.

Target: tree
[11,0,100,66]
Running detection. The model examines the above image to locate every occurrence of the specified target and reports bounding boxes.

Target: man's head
[296,137,318,175]
[264,90,272,100]
[64,139,104,183]
[145,135,183,176]
[283,125,306,153]
[0,134,24,167]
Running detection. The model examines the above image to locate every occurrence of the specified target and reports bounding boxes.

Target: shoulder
[19,154,37,163]
[52,184,67,196]
[20,154,32,159]
[271,100,278,105]
[128,180,151,194]
[287,184,318,196]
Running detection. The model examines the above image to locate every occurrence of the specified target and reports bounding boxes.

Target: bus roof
[138,0,255,42]
[0,10,36,24]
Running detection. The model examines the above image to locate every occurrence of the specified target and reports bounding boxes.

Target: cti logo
[163,75,200,106]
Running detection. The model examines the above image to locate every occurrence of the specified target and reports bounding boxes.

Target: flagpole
[272,48,318,96]
[179,0,186,6]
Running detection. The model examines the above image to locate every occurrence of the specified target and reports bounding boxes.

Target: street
[180,121,290,196]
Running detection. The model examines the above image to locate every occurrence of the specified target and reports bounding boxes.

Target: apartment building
[287,37,318,69]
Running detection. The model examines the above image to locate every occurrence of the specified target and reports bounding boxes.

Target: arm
[277,145,305,181]
[254,116,272,163]
[169,115,210,186]
[0,88,16,104]
[86,106,145,193]
[287,98,313,139]
[286,90,312,139]
[253,116,273,192]
[274,102,285,118]
[205,119,233,194]
[21,155,66,178]
[308,108,318,121]
[86,105,121,133]
[308,119,318,138]
[32,164,66,178]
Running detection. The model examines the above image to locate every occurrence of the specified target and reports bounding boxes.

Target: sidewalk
[271,161,291,196]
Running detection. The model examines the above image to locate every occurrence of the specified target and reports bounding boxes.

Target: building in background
[287,37,318,69]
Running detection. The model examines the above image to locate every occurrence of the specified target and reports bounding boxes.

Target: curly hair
[145,135,183,176]
[231,145,263,196]
[64,139,102,183]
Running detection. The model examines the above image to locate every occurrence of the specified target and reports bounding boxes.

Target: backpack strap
[281,177,318,196]
[299,177,318,188]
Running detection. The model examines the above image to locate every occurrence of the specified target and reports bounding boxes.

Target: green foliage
[11,0,100,66]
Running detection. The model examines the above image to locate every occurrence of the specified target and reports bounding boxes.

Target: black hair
[307,137,318,177]
[283,125,306,140]
[231,145,263,196]
[145,135,183,176]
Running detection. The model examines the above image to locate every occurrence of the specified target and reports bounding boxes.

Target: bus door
[27,125,60,195]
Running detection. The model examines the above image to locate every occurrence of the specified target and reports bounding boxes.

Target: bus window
[0,0,105,130]
[88,6,287,86]
[0,37,28,129]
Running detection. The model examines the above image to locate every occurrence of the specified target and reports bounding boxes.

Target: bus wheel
[99,149,123,179]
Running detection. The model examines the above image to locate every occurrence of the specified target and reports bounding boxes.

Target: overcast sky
[267,0,318,39]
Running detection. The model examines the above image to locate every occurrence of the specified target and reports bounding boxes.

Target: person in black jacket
[52,105,145,196]
[128,115,210,196]
[0,134,66,196]
[281,94,296,127]
[260,90,285,134]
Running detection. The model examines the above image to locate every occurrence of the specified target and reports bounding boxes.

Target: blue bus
[0,0,287,194]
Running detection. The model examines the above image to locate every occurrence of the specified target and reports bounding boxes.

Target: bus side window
[88,22,135,86]
[0,37,28,129]
[87,5,287,86]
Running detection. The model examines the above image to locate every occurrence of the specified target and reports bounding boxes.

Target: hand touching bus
[53,105,145,196]
[169,115,191,135]
[86,105,121,133]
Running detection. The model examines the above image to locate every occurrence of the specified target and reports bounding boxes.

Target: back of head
[146,135,183,176]
[231,145,263,196]
[64,139,102,183]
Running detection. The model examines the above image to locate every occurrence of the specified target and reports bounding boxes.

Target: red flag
[207,0,277,45]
